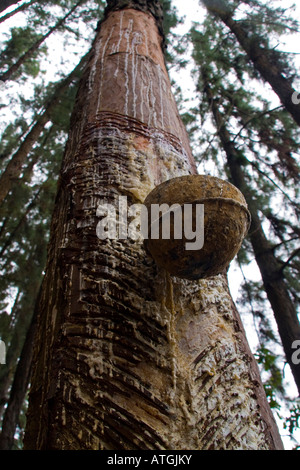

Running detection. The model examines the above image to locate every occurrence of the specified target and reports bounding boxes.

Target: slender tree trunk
[0,185,43,258]
[256,128,299,182]
[201,67,300,395]
[24,1,283,450]
[0,290,39,450]
[0,0,84,82]
[201,0,300,127]
[0,55,86,205]
[0,291,21,421]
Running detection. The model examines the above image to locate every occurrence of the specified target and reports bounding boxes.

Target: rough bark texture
[24,5,283,450]
[0,0,36,25]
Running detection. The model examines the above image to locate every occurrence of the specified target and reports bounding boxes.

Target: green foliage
[161,0,184,65]
[284,400,300,440]
[0,26,47,79]
[0,0,106,448]
[0,120,29,170]
[255,346,284,408]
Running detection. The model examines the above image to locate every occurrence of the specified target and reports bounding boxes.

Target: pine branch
[202,0,300,127]
[280,248,300,273]
[272,236,300,253]
[244,155,299,208]
[232,105,283,143]
[235,19,300,34]
[0,186,42,259]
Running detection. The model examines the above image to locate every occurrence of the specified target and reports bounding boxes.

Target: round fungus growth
[143,175,251,280]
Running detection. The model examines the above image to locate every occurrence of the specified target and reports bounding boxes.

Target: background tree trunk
[201,0,300,127]
[0,293,39,450]
[201,67,300,395]
[0,55,86,205]
[24,2,283,450]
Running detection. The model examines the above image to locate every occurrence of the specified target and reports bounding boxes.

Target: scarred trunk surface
[24,5,283,450]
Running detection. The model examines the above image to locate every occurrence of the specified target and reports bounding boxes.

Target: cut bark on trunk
[24,2,283,450]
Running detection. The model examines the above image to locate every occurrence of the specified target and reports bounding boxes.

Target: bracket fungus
[143,175,251,280]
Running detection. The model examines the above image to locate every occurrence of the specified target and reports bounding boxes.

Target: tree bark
[0,55,86,206]
[201,67,300,395]
[202,0,300,127]
[24,1,283,450]
[0,0,85,83]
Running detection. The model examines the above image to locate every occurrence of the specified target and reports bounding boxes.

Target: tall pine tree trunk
[0,55,86,205]
[201,67,300,395]
[24,0,283,450]
[0,0,36,25]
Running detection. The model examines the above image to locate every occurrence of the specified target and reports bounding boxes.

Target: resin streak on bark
[71,10,195,172]
[24,9,283,450]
